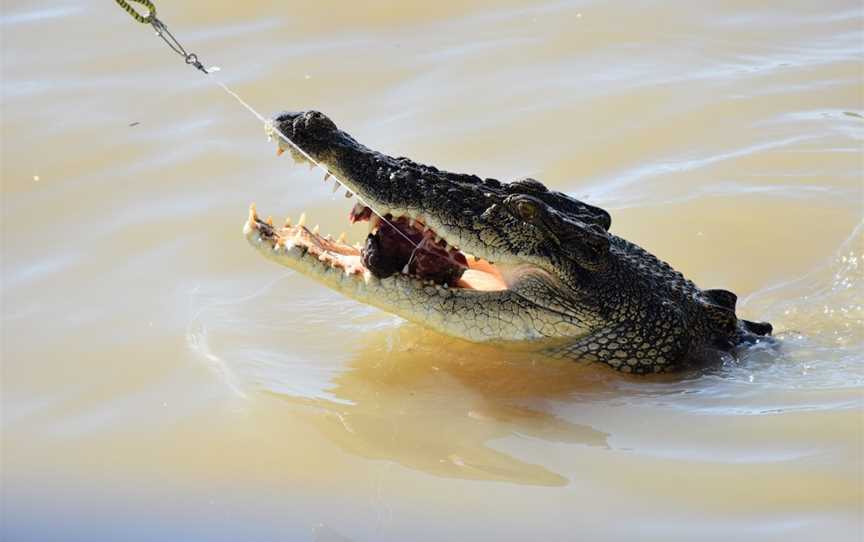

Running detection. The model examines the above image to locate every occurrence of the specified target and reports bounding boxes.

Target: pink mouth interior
[359,214,469,285]
[348,205,508,290]
[252,204,507,291]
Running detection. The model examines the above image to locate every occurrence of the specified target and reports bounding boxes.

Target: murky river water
[2,1,862,540]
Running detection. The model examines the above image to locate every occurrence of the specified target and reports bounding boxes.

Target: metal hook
[115,0,208,74]
[149,16,209,74]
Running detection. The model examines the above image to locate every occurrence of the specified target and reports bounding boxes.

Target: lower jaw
[243,212,562,343]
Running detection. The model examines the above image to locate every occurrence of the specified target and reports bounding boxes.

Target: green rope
[114,0,156,24]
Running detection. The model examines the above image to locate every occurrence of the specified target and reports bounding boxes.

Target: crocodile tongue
[362,218,468,286]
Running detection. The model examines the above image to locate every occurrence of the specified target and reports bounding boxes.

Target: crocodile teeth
[298,212,307,227]
[331,182,340,194]
[337,232,346,243]
[313,224,320,235]
[248,203,258,227]
[369,217,381,234]
[349,202,366,222]
[266,216,274,226]
[324,172,331,181]
[284,216,292,226]
[344,191,353,199]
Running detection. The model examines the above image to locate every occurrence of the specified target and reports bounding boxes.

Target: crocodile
[244,110,773,374]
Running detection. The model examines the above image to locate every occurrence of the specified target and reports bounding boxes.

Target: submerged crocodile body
[244,111,772,374]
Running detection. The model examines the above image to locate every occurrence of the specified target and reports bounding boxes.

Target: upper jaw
[267,112,474,252]
[265,110,565,282]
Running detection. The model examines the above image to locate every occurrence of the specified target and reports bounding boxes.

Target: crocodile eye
[515,200,538,221]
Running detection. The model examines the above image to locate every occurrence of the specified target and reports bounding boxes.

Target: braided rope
[114,0,156,24]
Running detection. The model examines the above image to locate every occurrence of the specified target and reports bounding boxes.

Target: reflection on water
[270,328,611,487]
[2,0,863,540]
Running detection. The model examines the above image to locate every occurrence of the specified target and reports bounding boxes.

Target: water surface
[2,1,862,540]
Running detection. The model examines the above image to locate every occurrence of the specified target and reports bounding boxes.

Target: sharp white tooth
[248,204,258,228]
[337,232,346,243]
[313,224,320,235]
[402,264,410,274]
[284,216,292,226]
[331,183,340,194]
[325,234,332,241]
[344,191,353,199]
[368,218,381,234]
[324,172,331,181]
[266,216,274,226]
[442,283,448,289]
[298,212,307,227]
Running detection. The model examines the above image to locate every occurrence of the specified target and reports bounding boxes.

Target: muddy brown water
[2,1,862,541]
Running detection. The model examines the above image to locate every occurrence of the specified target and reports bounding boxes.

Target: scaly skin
[245,111,772,374]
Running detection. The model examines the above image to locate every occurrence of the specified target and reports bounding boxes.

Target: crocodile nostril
[304,110,338,134]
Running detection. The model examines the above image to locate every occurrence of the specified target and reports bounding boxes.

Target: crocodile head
[245,111,772,373]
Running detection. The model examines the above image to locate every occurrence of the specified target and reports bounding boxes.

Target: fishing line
[113,0,420,250]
